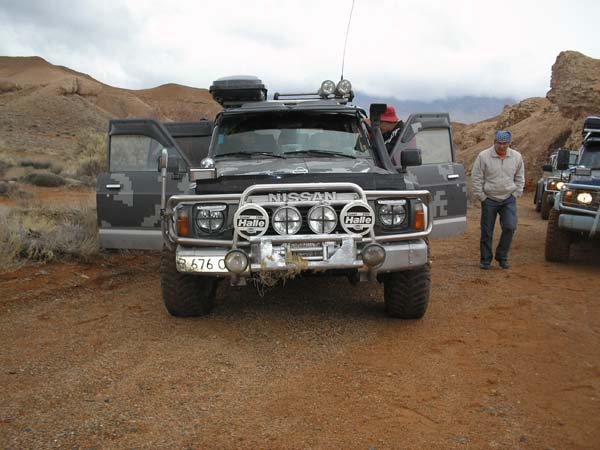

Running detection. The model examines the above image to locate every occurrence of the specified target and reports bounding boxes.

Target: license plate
[176,256,227,273]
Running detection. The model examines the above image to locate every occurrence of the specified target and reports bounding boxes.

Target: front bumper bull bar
[163,182,432,276]
[557,182,600,238]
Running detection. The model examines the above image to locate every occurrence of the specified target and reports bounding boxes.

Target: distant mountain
[353,92,516,124]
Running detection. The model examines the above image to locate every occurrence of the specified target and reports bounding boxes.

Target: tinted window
[174,136,211,166]
[110,135,183,172]
[579,144,600,169]
[213,112,373,158]
[414,128,453,164]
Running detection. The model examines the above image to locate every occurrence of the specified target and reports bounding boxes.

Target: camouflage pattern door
[390,113,467,238]
[96,119,199,250]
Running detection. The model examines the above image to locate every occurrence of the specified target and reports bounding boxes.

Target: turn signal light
[413,205,425,231]
[177,209,190,237]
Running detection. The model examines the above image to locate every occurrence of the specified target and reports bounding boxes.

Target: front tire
[383,264,431,319]
[541,191,551,220]
[535,184,542,212]
[545,209,571,262]
[160,246,217,317]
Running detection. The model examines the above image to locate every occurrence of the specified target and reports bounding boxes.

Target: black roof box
[209,75,267,108]
[583,116,600,136]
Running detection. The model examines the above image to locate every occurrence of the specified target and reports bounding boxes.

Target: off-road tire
[534,185,542,212]
[545,209,571,262]
[541,191,551,220]
[160,246,217,317]
[383,264,431,319]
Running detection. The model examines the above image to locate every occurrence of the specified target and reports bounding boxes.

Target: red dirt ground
[1,194,599,450]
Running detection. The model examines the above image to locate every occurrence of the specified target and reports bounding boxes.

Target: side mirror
[369,103,387,127]
[401,148,422,167]
[158,148,168,172]
[556,149,570,170]
[542,164,553,172]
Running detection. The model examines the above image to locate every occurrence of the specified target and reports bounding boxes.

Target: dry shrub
[0,158,15,176]
[0,181,25,198]
[0,206,99,270]
[19,159,53,170]
[76,130,107,178]
[23,171,67,187]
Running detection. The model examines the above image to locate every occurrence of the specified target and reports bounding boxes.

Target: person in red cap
[379,105,404,152]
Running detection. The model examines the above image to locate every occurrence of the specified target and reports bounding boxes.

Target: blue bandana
[495,130,512,143]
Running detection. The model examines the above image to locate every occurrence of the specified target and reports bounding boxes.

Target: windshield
[579,143,600,169]
[211,112,373,158]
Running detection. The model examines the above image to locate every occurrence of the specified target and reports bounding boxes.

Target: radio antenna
[340,0,355,81]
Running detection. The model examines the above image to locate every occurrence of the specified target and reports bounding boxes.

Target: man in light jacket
[471,130,525,269]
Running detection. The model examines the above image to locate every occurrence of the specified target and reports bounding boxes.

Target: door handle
[106,184,122,189]
[447,174,460,180]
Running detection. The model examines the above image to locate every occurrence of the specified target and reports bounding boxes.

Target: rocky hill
[453,51,600,187]
[0,56,220,160]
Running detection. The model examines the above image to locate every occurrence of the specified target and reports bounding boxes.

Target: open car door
[96,119,212,250]
[390,113,467,238]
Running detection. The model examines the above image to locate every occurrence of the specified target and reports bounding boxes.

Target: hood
[215,157,389,177]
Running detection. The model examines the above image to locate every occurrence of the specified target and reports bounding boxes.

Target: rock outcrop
[455,50,600,188]
[547,51,600,119]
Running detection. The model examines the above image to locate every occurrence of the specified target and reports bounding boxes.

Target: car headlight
[577,192,593,204]
[378,200,407,227]
[308,205,337,234]
[272,206,302,235]
[195,204,226,233]
[556,181,565,190]
[336,79,352,96]
[319,80,336,96]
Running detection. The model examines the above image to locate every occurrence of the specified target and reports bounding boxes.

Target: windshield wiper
[282,149,356,159]
[215,151,285,159]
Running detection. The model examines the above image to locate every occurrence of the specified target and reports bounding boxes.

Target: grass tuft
[23,171,67,187]
[0,206,99,270]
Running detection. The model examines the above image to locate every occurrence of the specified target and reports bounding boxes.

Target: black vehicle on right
[545,116,600,262]
[534,149,578,220]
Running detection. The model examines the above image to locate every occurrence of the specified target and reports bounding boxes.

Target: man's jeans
[480,196,518,265]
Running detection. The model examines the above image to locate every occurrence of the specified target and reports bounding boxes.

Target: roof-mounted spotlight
[318,80,336,98]
[336,79,352,97]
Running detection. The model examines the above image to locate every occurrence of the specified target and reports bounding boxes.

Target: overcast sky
[1,0,599,102]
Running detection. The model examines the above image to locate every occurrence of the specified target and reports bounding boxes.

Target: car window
[414,128,453,164]
[110,135,183,172]
[212,112,373,158]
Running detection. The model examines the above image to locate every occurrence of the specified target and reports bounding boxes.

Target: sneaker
[479,263,491,270]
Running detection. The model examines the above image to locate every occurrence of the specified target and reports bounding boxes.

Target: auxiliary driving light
[308,205,337,234]
[319,80,336,96]
[272,206,302,235]
[361,244,386,268]
[336,79,352,96]
[224,249,249,274]
[577,192,593,204]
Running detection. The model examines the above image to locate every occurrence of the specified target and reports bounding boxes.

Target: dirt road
[1,195,599,450]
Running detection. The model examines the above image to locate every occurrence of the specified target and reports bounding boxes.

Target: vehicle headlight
[336,79,352,96]
[308,205,337,234]
[272,206,302,235]
[378,200,407,227]
[556,181,565,190]
[319,80,336,96]
[195,204,226,233]
[577,192,593,204]
[547,180,557,190]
